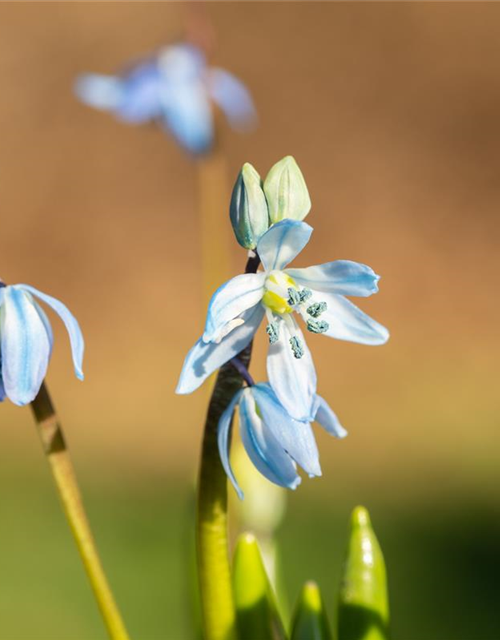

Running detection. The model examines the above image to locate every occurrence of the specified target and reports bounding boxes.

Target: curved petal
[1,288,51,406]
[285,260,380,297]
[257,220,313,272]
[313,395,347,438]
[253,384,321,478]
[203,273,265,343]
[217,390,244,499]
[312,290,389,345]
[160,83,213,155]
[239,388,301,491]
[176,305,264,395]
[33,303,54,357]
[266,320,317,421]
[0,376,5,403]
[207,68,257,131]
[19,285,84,380]
[74,74,124,112]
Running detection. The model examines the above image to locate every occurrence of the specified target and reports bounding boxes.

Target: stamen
[299,288,312,302]
[266,321,280,344]
[287,287,301,307]
[306,319,329,334]
[289,336,304,359]
[307,301,327,318]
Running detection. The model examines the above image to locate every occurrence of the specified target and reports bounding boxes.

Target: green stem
[197,253,260,640]
[30,382,130,640]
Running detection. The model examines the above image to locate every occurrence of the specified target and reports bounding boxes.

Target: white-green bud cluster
[229,163,270,250]
[229,156,312,248]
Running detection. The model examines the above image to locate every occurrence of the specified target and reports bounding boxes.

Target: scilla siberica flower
[0,282,84,406]
[218,382,347,498]
[75,43,256,155]
[176,160,389,422]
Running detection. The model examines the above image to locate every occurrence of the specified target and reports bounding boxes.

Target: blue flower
[176,219,389,421]
[0,283,84,406]
[218,383,347,498]
[75,43,256,155]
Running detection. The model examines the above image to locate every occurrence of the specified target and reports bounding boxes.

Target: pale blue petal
[118,62,164,123]
[203,273,265,343]
[207,68,257,131]
[160,83,213,154]
[19,285,84,380]
[217,390,244,499]
[74,74,124,112]
[266,320,317,421]
[257,220,312,272]
[0,376,5,402]
[253,383,321,478]
[1,288,51,406]
[239,388,301,491]
[33,303,54,357]
[313,395,348,438]
[312,290,389,345]
[176,305,264,395]
[285,260,380,297]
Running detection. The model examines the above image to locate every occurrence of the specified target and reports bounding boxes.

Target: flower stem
[30,382,130,640]
[197,253,260,640]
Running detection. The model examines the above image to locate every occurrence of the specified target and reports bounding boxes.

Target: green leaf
[337,507,390,640]
[232,533,287,640]
[291,581,332,640]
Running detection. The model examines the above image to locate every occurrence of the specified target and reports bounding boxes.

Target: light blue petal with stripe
[239,388,301,492]
[203,273,265,343]
[176,305,264,395]
[207,68,257,131]
[257,219,312,272]
[312,289,389,345]
[285,260,380,297]
[1,287,51,406]
[18,285,84,380]
[118,62,164,123]
[253,383,321,478]
[313,395,348,439]
[266,320,317,422]
[217,390,244,499]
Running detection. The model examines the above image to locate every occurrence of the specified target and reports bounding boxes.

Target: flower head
[0,283,84,406]
[75,43,256,155]
[176,219,389,421]
[218,382,346,498]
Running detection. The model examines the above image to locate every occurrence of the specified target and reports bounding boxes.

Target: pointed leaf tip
[337,507,390,640]
[233,533,286,640]
[291,581,332,640]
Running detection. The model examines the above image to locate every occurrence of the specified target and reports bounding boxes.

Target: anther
[287,287,301,307]
[289,336,304,359]
[307,301,327,318]
[266,322,280,344]
[306,319,329,334]
[299,288,312,303]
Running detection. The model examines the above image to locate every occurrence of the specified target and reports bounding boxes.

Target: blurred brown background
[0,3,499,639]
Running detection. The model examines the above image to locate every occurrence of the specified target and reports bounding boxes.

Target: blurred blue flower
[218,382,346,498]
[75,43,256,154]
[0,283,84,406]
[176,219,389,421]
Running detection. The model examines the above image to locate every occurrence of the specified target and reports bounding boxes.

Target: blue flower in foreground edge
[74,43,256,155]
[218,381,347,498]
[0,282,84,406]
[176,219,389,421]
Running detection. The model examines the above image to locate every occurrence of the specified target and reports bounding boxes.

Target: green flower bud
[230,163,270,249]
[263,156,311,223]
[337,506,390,640]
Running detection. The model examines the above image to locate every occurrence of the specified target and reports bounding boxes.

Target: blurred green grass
[0,465,499,640]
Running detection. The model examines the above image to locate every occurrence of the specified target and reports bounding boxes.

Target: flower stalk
[196,252,260,640]
[30,382,130,640]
